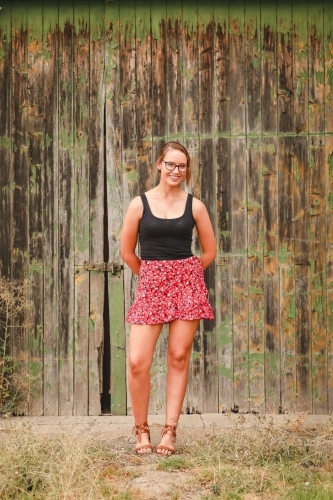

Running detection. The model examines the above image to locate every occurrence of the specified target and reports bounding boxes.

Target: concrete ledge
[0,413,331,438]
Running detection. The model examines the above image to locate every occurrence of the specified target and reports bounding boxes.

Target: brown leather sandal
[133,422,153,454]
[156,423,177,455]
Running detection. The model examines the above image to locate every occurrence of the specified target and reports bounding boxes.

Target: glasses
[162,161,189,173]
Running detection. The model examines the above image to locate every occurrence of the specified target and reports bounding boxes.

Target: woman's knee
[168,350,189,371]
[129,355,151,376]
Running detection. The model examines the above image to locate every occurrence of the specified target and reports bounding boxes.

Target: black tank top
[139,193,195,260]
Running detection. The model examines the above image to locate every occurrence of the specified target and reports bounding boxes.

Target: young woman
[120,142,216,455]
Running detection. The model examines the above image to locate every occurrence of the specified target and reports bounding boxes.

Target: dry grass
[0,414,333,499]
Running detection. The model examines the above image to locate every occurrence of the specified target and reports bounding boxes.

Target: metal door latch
[84,262,123,274]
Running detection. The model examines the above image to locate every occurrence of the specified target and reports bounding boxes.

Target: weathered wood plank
[245,3,261,134]
[325,0,333,415]
[89,2,105,416]
[136,0,154,193]
[58,2,75,416]
[166,1,182,138]
[229,1,245,135]
[109,271,126,415]
[324,0,333,415]
[11,3,29,415]
[308,5,325,134]
[216,138,233,412]
[247,139,264,413]
[182,0,198,152]
[326,136,333,415]
[231,137,248,413]
[293,2,308,134]
[261,2,277,133]
[150,0,168,415]
[120,2,138,416]
[277,2,293,133]
[0,0,12,279]
[262,137,280,413]
[324,1,333,134]
[198,4,217,413]
[215,5,232,412]
[43,0,59,416]
[309,138,327,414]
[27,4,44,415]
[73,266,89,415]
[214,3,230,135]
[279,137,296,412]
[105,0,123,414]
[151,0,167,160]
[72,2,90,416]
[294,137,311,412]
[182,3,201,414]
[27,265,43,415]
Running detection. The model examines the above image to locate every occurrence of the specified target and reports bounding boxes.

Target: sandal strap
[161,423,177,442]
[133,422,150,443]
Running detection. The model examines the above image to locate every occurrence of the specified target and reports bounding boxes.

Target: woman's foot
[133,422,153,454]
[156,424,177,456]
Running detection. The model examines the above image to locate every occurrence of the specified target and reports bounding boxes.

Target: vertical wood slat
[27,4,44,415]
[261,1,280,413]
[88,1,105,416]
[277,1,293,133]
[0,1,12,280]
[229,2,248,413]
[309,138,327,414]
[109,272,126,415]
[247,139,264,413]
[293,2,308,135]
[279,137,296,412]
[245,5,264,413]
[308,5,325,134]
[105,0,126,416]
[58,3,74,416]
[215,3,233,413]
[43,0,59,416]
[11,3,29,415]
[326,137,333,415]
[324,0,333,415]
[294,137,311,411]
[262,138,280,413]
[73,2,90,416]
[198,5,217,414]
[119,0,137,415]
[150,0,167,415]
[182,1,201,415]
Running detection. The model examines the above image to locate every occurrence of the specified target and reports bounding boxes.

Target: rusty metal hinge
[84,261,123,274]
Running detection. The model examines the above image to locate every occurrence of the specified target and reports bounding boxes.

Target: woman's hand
[120,196,143,276]
[192,198,217,270]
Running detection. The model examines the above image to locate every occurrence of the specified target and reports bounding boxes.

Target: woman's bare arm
[192,198,217,270]
[120,196,143,276]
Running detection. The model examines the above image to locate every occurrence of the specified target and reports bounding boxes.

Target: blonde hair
[156,141,191,186]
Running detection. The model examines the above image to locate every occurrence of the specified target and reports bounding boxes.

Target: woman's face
[157,148,188,186]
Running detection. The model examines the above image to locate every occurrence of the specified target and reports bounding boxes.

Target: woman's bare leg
[128,323,163,453]
[156,319,199,455]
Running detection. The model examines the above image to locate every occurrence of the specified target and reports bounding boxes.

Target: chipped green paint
[328,192,333,210]
[2,180,15,194]
[248,286,264,296]
[287,296,296,319]
[219,364,233,379]
[191,351,200,361]
[328,151,333,177]
[0,137,13,149]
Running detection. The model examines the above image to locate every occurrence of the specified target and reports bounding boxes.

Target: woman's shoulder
[192,196,208,218]
[126,195,144,218]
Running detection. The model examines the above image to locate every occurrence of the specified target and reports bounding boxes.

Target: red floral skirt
[126,256,214,325]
